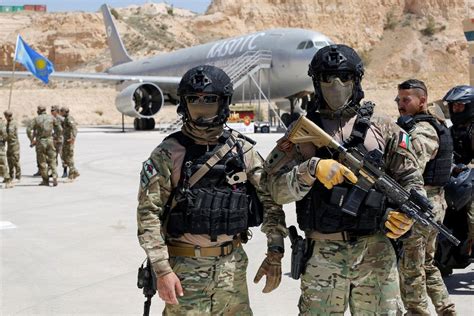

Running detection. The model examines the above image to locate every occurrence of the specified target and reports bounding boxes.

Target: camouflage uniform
[399,120,456,315]
[5,116,21,180]
[27,110,62,185]
[0,118,13,188]
[137,131,285,315]
[52,112,65,169]
[264,112,424,315]
[61,111,79,179]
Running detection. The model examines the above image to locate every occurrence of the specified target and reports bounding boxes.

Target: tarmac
[1,127,473,315]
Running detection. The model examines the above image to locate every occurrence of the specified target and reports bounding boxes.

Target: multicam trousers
[299,233,404,315]
[164,246,252,316]
[7,144,20,178]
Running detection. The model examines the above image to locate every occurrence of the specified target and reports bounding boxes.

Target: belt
[167,239,241,257]
[308,231,368,242]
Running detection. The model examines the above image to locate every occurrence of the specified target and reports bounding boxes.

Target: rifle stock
[288,116,460,246]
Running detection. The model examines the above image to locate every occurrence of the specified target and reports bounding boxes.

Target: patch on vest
[140,159,158,188]
[398,131,410,149]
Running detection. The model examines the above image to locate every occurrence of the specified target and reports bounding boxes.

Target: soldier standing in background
[27,105,62,186]
[395,79,456,315]
[51,105,66,177]
[60,106,79,180]
[3,110,21,181]
[0,116,14,189]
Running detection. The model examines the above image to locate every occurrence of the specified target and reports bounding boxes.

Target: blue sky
[1,0,212,14]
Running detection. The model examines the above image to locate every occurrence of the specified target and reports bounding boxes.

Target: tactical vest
[296,103,387,234]
[164,131,262,241]
[451,122,473,165]
[398,114,453,186]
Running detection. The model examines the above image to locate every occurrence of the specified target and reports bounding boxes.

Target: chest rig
[296,102,387,234]
[397,114,453,186]
[165,131,262,241]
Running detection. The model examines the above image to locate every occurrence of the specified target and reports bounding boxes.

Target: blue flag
[14,35,54,84]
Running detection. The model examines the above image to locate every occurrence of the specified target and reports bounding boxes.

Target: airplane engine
[116,82,164,130]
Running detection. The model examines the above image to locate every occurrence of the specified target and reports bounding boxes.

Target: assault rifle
[137,258,157,316]
[288,116,460,246]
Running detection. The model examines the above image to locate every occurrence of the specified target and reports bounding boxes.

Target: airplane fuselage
[107,28,332,102]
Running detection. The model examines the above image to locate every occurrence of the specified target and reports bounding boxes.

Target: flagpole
[7,58,16,110]
[7,35,19,110]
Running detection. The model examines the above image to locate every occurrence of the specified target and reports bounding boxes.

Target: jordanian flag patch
[140,159,158,188]
[398,131,410,149]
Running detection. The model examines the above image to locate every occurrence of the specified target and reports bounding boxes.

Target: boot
[4,181,14,189]
[62,167,68,178]
[52,178,58,187]
[33,170,41,177]
[39,179,49,186]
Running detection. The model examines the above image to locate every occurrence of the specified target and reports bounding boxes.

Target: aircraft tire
[133,118,141,130]
[260,126,270,133]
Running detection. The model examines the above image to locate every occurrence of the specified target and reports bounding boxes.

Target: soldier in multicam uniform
[3,110,21,181]
[136,65,286,315]
[264,45,422,315]
[0,117,14,189]
[60,106,79,180]
[50,105,66,177]
[395,79,456,315]
[27,105,62,186]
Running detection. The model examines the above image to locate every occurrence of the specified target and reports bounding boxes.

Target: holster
[289,226,314,280]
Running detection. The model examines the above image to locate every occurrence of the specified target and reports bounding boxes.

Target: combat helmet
[443,85,474,125]
[308,44,364,114]
[177,65,233,127]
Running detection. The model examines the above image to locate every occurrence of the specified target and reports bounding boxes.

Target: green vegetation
[421,16,437,36]
[111,8,120,20]
[384,10,397,30]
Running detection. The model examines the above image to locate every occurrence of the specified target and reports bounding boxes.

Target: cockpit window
[314,41,327,48]
[297,41,307,50]
[305,41,314,49]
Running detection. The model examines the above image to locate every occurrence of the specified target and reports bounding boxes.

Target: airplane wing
[0,71,181,84]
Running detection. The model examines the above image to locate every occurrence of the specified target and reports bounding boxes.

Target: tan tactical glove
[314,159,358,189]
[384,210,414,239]
[253,251,283,293]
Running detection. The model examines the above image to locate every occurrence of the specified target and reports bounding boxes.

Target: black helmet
[444,167,473,211]
[177,65,233,126]
[443,85,474,125]
[308,44,364,113]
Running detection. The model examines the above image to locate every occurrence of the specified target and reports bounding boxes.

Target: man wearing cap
[51,105,66,177]
[27,105,62,186]
[395,79,456,315]
[3,110,21,181]
[60,106,79,180]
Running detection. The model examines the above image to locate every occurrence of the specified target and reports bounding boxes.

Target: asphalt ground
[1,127,473,315]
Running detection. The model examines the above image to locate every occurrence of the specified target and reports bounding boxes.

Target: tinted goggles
[320,72,354,83]
[185,94,220,104]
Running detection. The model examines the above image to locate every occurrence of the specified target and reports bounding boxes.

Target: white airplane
[0,4,333,130]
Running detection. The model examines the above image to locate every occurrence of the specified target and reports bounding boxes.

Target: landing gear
[134,118,155,131]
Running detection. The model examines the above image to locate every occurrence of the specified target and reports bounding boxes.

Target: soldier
[435,86,474,276]
[0,116,14,189]
[51,105,66,177]
[395,79,456,315]
[137,65,286,315]
[264,45,422,314]
[3,110,21,180]
[27,105,62,186]
[60,106,79,180]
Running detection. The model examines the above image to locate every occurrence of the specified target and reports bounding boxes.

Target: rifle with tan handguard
[288,116,460,246]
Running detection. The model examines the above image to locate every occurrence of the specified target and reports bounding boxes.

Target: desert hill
[0,0,471,125]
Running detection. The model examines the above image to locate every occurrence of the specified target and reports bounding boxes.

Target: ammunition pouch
[296,183,386,234]
[168,188,249,240]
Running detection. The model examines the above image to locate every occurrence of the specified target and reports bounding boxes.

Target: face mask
[320,77,354,111]
[187,102,219,126]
